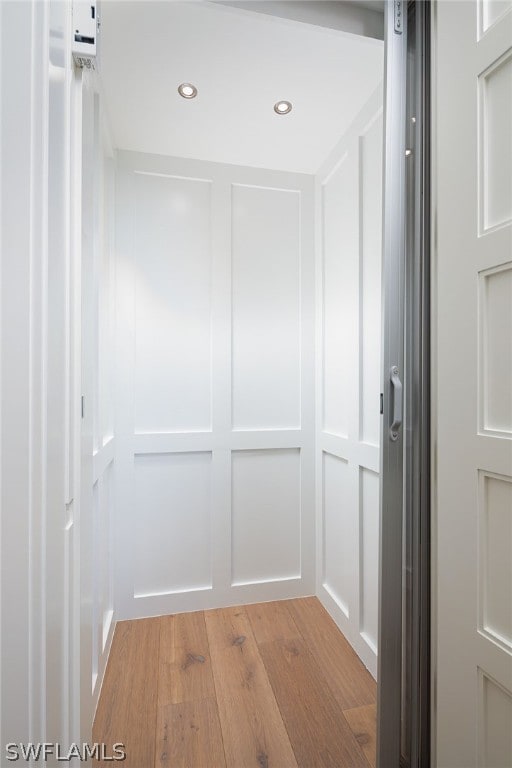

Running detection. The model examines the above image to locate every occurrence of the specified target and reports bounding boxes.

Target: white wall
[0,0,81,752]
[0,0,115,747]
[114,151,315,619]
[315,84,383,678]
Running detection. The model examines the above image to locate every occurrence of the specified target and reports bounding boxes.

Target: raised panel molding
[436,3,512,760]
[478,470,512,651]
[478,670,512,767]
[133,171,213,434]
[479,49,512,234]
[478,262,512,436]
[115,152,314,620]
[231,183,301,431]
[97,153,115,448]
[92,480,100,690]
[100,461,114,652]
[478,0,512,37]
[322,452,355,618]
[322,152,357,439]
[360,467,379,653]
[133,452,213,598]
[359,111,383,447]
[231,448,301,586]
[316,85,383,680]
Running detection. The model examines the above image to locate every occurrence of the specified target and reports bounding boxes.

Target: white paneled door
[115,152,315,619]
[435,2,512,765]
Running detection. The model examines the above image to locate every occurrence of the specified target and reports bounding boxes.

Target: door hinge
[394,0,403,34]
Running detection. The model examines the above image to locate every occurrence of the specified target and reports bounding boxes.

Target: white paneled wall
[115,152,315,619]
[231,449,302,585]
[231,185,301,430]
[316,85,383,678]
[322,453,354,617]
[133,453,213,597]
[80,78,117,727]
[91,138,116,706]
[1,0,84,749]
[0,3,384,751]
[132,173,213,433]
[1,1,48,749]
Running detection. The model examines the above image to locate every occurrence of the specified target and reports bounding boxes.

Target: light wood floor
[93,597,377,768]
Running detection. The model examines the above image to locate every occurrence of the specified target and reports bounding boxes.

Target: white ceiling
[99,1,383,174]
[212,1,384,39]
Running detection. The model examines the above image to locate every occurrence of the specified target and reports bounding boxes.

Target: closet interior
[81,0,385,739]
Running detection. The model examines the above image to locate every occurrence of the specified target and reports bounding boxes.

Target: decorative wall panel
[134,452,212,598]
[116,153,313,619]
[231,448,301,585]
[322,452,354,617]
[360,467,379,651]
[316,86,383,677]
[322,155,357,438]
[360,112,383,446]
[99,460,114,649]
[133,172,212,433]
[231,184,301,430]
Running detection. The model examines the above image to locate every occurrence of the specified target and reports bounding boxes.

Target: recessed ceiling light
[274,100,292,115]
[178,83,197,99]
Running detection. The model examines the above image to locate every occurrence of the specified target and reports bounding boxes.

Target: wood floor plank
[286,597,376,709]
[246,600,301,645]
[343,705,377,768]
[93,617,160,768]
[155,698,226,768]
[94,600,377,768]
[205,606,298,768]
[158,611,215,704]
[259,637,371,768]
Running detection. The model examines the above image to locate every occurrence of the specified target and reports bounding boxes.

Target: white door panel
[434,2,512,764]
